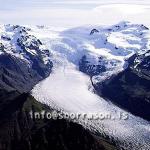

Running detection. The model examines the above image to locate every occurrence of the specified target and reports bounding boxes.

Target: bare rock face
[0,91,116,150]
[134,50,150,79]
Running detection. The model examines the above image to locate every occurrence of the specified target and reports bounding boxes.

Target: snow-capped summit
[0,22,150,93]
[43,21,150,83]
[0,24,51,65]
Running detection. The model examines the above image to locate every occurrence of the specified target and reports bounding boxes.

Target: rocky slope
[94,50,150,121]
[0,90,116,150]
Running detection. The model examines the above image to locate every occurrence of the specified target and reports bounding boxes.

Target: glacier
[31,21,150,150]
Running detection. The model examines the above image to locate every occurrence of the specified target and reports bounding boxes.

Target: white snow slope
[31,22,150,150]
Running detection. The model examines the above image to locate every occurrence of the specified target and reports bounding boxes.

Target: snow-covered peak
[36,21,149,82]
[0,24,53,92]
[0,24,51,66]
[1,22,150,82]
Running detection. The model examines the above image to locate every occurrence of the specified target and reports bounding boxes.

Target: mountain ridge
[0,22,150,150]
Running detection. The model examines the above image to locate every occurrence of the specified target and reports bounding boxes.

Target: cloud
[92,4,150,26]
[0,1,150,28]
[94,4,150,14]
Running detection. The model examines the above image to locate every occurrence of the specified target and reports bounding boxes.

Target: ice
[32,57,150,150]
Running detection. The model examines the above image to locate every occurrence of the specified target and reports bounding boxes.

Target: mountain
[0,22,150,150]
[94,52,150,121]
[0,24,117,150]
[0,24,53,93]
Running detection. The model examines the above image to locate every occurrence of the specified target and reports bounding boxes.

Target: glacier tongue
[32,59,107,113]
[32,57,150,150]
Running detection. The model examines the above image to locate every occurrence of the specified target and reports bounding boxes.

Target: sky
[0,0,150,28]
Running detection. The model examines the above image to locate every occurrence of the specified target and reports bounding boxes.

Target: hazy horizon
[1,0,150,28]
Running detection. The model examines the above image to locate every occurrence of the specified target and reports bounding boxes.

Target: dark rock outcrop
[90,29,99,35]
[79,55,106,77]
